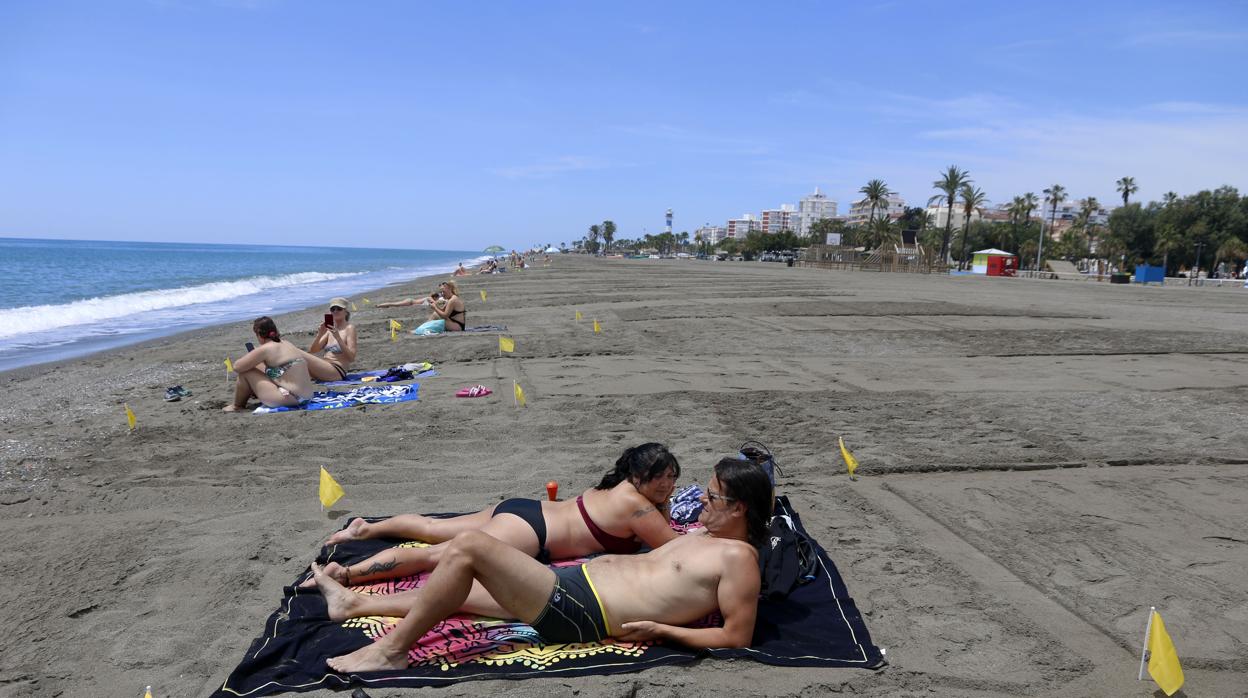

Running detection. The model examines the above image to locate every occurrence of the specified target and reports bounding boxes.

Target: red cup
[545,480,559,501]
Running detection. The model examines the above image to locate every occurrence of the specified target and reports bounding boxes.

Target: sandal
[455,384,493,398]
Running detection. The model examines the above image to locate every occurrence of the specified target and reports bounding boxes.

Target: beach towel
[413,324,508,336]
[213,497,883,696]
[252,384,419,414]
[316,366,436,388]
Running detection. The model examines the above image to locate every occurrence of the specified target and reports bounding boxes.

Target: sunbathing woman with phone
[224,317,315,412]
[304,443,683,587]
[306,297,358,382]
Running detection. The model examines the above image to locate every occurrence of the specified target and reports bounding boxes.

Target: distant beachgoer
[453,263,468,277]
[304,443,682,587]
[413,280,466,334]
[224,317,315,412]
[306,297,357,382]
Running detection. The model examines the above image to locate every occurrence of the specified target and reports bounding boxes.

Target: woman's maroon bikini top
[576,495,643,554]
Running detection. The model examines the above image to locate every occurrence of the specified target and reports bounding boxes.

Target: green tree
[931,165,971,262]
[1040,184,1067,268]
[863,217,896,251]
[601,220,616,252]
[957,184,989,267]
[859,179,892,224]
[1116,176,1139,207]
[587,224,601,254]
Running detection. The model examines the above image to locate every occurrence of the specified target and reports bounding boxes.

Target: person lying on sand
[311,457,769,671]
[224,317,315,412]
[375,290,441,309]
[304,443,682,587]
[305,297,358,382]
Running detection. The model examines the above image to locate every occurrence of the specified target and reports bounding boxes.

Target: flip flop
[455,385,493,398]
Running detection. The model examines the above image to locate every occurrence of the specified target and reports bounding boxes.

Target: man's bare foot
[326,518,369,545]
[311,562,364,621]
[222,404,244,413]
[326,641,409,673]
[298,561,348,588]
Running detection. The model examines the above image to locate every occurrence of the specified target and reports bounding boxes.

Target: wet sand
[1,255,1245,696]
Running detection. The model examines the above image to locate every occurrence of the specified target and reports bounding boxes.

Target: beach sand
[1,256,1246,696]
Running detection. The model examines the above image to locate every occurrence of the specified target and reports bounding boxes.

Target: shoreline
[2,255,1246,696]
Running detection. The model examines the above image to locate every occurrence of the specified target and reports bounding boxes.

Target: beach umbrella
[483,245,505,253]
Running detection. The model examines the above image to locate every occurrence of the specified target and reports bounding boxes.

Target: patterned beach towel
[252,384,419,414]
[213,498,883,696]
[316,368,436,388]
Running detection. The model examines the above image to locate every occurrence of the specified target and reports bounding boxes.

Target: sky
[1,0,1246,250]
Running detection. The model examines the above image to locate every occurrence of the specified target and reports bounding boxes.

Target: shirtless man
[313,457,772,671]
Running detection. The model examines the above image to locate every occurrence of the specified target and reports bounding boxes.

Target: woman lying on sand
[305,297,358,382]
[304,443,683,587]
[224,317,315,412]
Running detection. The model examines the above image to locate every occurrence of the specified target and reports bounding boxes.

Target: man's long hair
[713,457,772,547]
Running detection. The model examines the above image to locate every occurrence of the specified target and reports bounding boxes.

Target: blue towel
[253,384,419,414]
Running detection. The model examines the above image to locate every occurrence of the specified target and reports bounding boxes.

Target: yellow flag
[389,319,402,330]
[1147,611,1184,696]
[575,310,582,321]
[124,403,136,431]
[351,302,358,312]
[499,336,515,353]
[363,298,370,304]
[480,289,487,301]
[319,466,345,508]
[838,436,859,478]
[514,381,526,407]
[144,686,153,698]
[593,319,601,334]
[224,356,233,373]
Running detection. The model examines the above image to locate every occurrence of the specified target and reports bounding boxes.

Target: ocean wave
[0,271,363,340]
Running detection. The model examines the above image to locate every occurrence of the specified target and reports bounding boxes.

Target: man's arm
[618,544,760,649]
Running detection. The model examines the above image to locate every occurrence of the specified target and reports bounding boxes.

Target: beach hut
[971,248,1017,276]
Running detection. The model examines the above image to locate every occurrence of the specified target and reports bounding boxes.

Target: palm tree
[1162,191,1178,208]
[1080,196,1101,261]
[601,220,616,253]
[865,216,896,251]
[1039,184,1067,270]
[1116,176,1138,207]
[932,166,971,262]
[587,224,601,254]
[957,184,989,268]
[859,179,892,224]
[1006,196,1028,251]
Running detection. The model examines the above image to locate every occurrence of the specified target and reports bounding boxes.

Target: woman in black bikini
[306,297,358,381]
[426,280,466,331]
[306,444,682,587]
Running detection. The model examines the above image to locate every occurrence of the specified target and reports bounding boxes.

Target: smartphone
[245,342,255,352]
[323,312,334,327]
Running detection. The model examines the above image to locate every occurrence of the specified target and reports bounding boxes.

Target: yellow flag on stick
[144,686,153,698]
[319,466,345,509]
[389,319,402,342]
[124,403,137,431]
[351,302,358,312]
[224,356,234,373]
[575,310,582,322]
[838,436,859,478]
[513,381,526,407]
[1142,609,1184,696]
[363,298,370,304]
[592,319,601,334]
[499,336,515,353]
[480,289,487,301]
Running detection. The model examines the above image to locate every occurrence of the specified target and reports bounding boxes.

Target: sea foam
[0,271,362,339]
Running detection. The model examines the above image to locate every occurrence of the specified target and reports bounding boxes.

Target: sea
[0,237,487,372]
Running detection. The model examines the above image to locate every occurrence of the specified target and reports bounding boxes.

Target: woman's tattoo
[630,506,657,519]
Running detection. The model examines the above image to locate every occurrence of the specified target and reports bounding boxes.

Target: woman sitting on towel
[224,317,315,412]
[306,297,358,382]
[412,280,466,334]
[306,443,682,587]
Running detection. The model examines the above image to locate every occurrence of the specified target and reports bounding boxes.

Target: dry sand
[1,256,1246,697]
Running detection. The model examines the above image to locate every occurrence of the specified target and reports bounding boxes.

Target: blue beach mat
[253,384,419,414]
[316,368,436,388]
[411,324,508,336]
[212,496,883,696]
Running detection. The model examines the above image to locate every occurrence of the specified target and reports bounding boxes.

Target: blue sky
[2,1,1246,250]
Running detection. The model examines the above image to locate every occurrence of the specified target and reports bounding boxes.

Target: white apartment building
[924,203,984,230]
[726,214,760,238]
[760,204,798,234]
[797,187,838,236]
[846,194,906,226]
[695,225,728,245]
[1042,200,1111,226]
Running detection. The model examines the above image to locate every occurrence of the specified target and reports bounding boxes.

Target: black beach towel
[212,498,883,697]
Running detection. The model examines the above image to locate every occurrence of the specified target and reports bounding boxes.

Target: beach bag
[738,440,782,486]
[758,496,820,600]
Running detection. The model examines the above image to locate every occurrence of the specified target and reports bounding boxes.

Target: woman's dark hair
[713,457,773,548]
[596,443,680,490]
[253,316,280,342]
